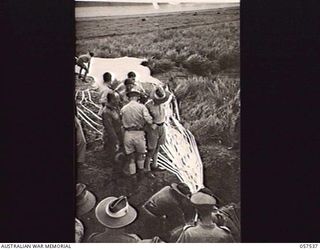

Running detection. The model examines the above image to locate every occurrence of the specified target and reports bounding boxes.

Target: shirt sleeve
[142,105,153,125]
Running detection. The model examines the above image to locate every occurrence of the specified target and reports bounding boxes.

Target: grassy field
[76,7,240,241]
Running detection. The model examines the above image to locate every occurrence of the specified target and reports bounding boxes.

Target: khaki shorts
[147,125,166,150]
[123,130,146,155]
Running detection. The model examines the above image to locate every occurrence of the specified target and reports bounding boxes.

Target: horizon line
[75,0,240,3]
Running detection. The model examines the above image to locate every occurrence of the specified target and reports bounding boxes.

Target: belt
[155,122,164,126]
[124,126,144,131]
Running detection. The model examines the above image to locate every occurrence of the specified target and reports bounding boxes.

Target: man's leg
[123,153,138,192]
[123,153,136,175]
[144,128,157,176]
[134,131,147,170]
[136,152,147,181]
[151,126,166,170]
[123,131,134,174]
[144,148,155,171]
[83,68,89,82]
[151,144,160,169]
[78,67,83,79]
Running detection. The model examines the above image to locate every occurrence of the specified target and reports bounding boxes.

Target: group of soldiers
[98,69,172,186]
[76,52,173,183]
[75,52,240,243]
[76,182,239,243]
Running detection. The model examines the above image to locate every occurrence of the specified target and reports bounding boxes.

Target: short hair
[103,72,112,83]
[176,182,191,197]
[89,52,94,57]
[106,93,117,103]
[127,71,136,78]
[124,78,135,86]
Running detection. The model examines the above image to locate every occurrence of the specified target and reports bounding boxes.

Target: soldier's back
[88,230,141,243]
[176,223,234,243]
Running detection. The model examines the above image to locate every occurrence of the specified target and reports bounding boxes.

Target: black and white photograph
[74,0,240,243]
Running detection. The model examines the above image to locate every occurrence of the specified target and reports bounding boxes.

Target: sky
[75,0,240,3]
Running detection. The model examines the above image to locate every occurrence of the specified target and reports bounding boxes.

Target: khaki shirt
[145,100,166,124]
[176,222,234,243]
[120,100,153,129]
[88,230,141,243]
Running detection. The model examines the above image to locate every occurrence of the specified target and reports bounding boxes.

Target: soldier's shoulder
[182,223,197,232]
[219,226,232,234]
[216,226,235,242]
[121,103,130,110]
[182,224,196,231]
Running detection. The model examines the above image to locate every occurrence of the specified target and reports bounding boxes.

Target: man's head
[103,72,112,83]
[198,187,220,206]
[103,72,112,84]
[127,71,136,81]
[191,191,218,220]
[151,86,170,105]
[106,92,119,107]
[89,52,94,57]
[126,88,141,100]
[171,182,192,199]
[124,78,135,92]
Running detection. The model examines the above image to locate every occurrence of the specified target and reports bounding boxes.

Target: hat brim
[95,197,137,229]
[171,183,190,199]
[75,218,84,243]
[151,90,171,104]
[77,191,96,216]
[190,192,218,207]
[126,91,140,98]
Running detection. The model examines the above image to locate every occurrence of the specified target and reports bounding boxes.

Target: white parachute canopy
[76,57,203,193]
[76,56,162,90]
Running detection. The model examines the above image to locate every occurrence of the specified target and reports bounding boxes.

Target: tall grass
[175,76,240,146]
[76,13,240,145]
[76,20,239,76]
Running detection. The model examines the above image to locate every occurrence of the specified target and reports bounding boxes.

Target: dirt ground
[76,91,239,241]
[77,133,239,241]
